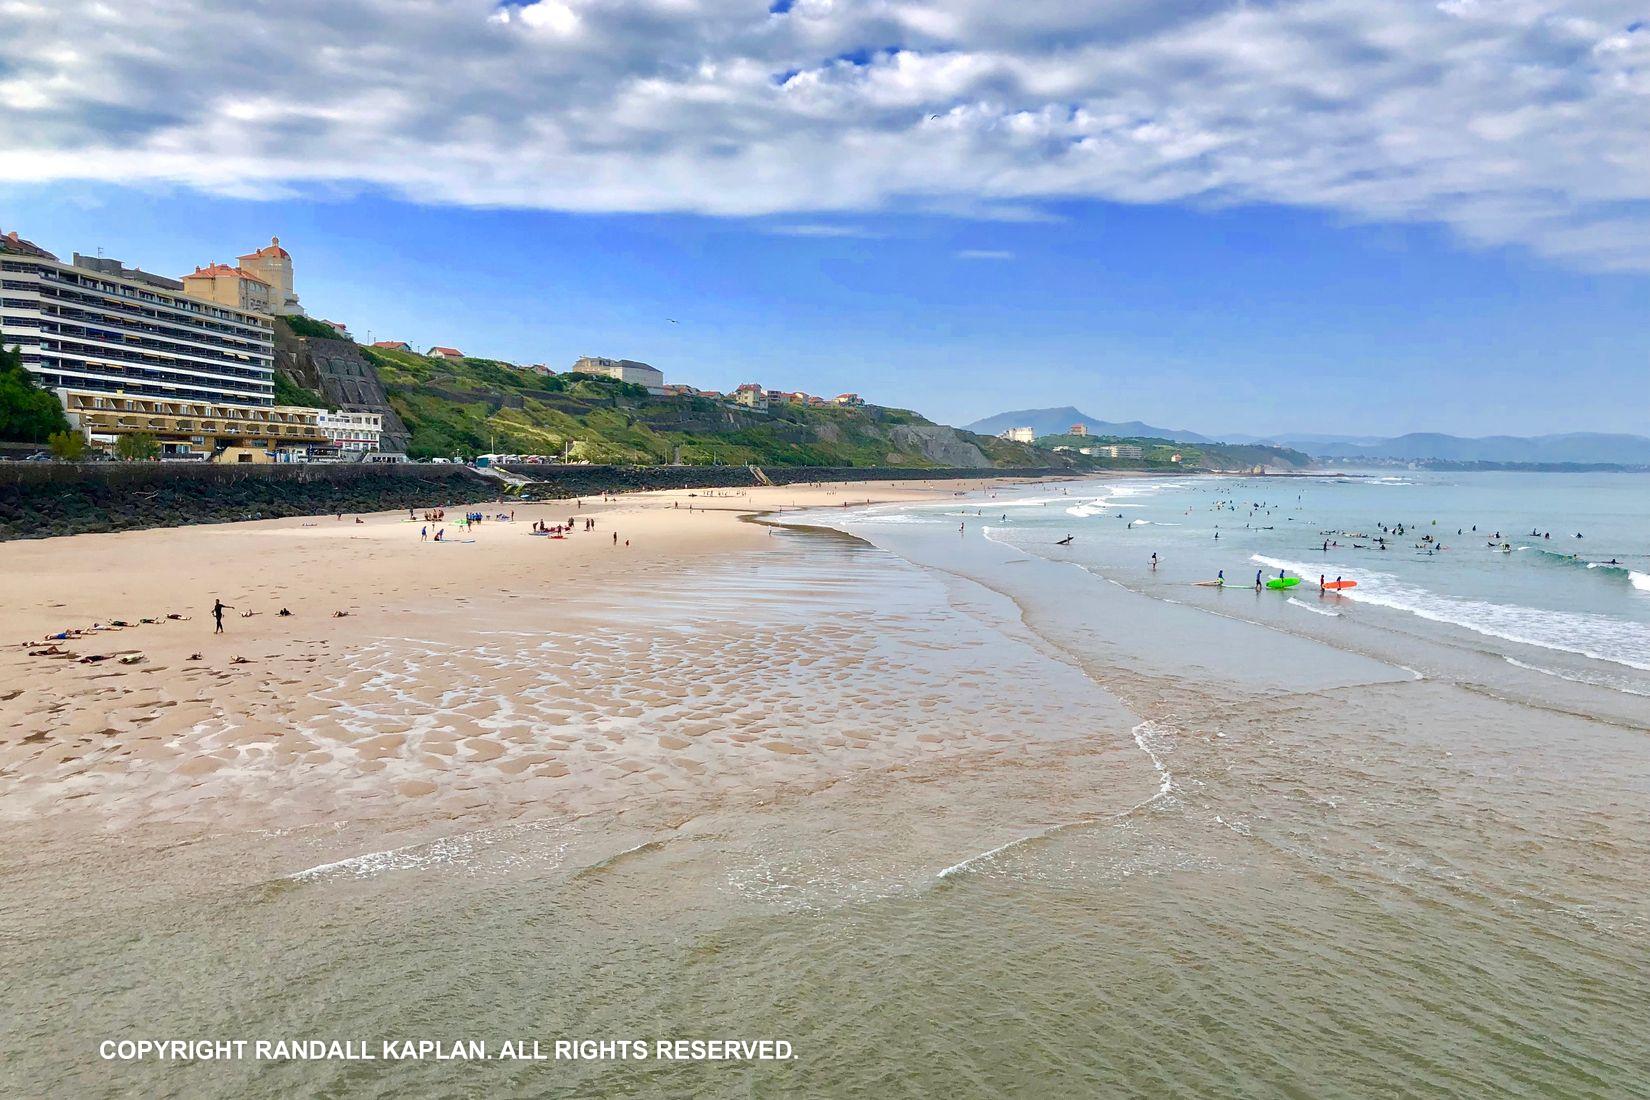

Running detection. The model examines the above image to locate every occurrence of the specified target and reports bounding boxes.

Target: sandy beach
[0,476,1068,833]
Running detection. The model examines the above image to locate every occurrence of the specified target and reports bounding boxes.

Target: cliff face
[272,323,412,452]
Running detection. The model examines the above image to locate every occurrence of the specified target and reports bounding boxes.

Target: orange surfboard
[1322,580,1358,590]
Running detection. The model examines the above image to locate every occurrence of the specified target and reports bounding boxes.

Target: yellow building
[236,237,303,316]
[180,263,273,315]
[58,389,328,462]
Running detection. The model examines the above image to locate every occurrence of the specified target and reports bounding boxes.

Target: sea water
[840,470,1650,696]
[4,474,1648,1098]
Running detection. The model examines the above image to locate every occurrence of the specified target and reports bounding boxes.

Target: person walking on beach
[212,598,232,634]
[1151,552,1158,571]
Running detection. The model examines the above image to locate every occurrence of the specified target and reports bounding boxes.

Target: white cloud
[1,0,1647,269]
[765,223,884,238]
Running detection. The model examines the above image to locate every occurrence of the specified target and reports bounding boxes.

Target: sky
[2,0,1648,438]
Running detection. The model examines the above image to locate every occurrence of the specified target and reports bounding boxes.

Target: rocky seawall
[0,464,1068,541]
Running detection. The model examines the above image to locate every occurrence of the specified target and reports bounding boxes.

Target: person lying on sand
[278,608,293,617]
[166,613,190,621]
[239,610,256,618]
[140,618,160,625]
[46,629,83,641]
[109,620,134,628]
[78,654,112,664]
[118,655,145,665]
[28,645,67,657]
[332,610,350,618]
[230,656,251,665]
[187,653,203,661]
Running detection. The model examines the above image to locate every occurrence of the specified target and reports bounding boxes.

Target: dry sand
[0,477,1063,832]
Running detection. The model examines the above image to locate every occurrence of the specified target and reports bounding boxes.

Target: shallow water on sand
[4,498,1650,1097]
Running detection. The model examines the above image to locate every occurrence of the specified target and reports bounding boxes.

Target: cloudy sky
[2,0,1647,435]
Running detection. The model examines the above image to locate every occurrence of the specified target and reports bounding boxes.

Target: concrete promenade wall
[0,463,1068,541]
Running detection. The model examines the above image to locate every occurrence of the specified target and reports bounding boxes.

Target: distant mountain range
[1236,432,1650,465]
[964,408,1650,465]
[963,407,1214,444]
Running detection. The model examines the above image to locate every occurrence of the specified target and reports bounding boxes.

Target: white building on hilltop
[571,356,666,395]
[1000,426,1036,444]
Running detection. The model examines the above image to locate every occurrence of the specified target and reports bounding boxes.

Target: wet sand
[0,477,1074,832]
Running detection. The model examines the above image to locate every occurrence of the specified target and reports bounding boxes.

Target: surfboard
[1322,580,1358,590]
[1265,577,1300,589]
[1194,580,1226,587]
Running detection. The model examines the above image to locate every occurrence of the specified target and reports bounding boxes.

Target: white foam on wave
[286,821,573,882]
[935,720,1177,880]
[1252,554,1650,672]
[1503,657,1650,697]
[1286,597,1340,617]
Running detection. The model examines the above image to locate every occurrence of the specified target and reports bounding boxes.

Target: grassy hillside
[360,347,1056,467]
[1036,433,1312,471]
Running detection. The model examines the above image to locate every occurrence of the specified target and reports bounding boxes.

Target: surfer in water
[1056,534,1074,546]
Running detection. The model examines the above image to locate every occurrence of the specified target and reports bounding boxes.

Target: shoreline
[0,474,1094,833]
[0,462,1082,541]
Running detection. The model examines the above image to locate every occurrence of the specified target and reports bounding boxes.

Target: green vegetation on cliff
[360,346,1055,467]
[273,371,329,409]
[279,316,345,341]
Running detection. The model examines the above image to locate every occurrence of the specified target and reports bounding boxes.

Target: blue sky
[3,0,1648,438]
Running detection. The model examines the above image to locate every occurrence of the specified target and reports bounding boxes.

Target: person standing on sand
[212,599,232,634]
[613,532,618,546]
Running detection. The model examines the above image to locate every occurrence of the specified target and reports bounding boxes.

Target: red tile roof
[428,346,463,357]
[372,340,410,349]
[0,229,60,260]
[240,236,291,261]
[185,263,270,285]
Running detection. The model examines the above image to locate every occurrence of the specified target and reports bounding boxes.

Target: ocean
[3,471,1647,1097]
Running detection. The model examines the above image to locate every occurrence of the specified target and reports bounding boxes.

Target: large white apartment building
[570,355,667,395]
[317,409,384,452]
[0,229,275,407]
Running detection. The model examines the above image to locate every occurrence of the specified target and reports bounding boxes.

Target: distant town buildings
[733,383,769,410]
[1000,426,1036,443]
[572,356,666,394]
[371,340,412,352]
[318,320,352,340]
[427,346,464,360]
[1094,443,1143,459]
[834,393,864,406]
[1069,423,1088,436]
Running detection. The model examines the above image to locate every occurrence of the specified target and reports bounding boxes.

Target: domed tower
[237,236,304,316]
